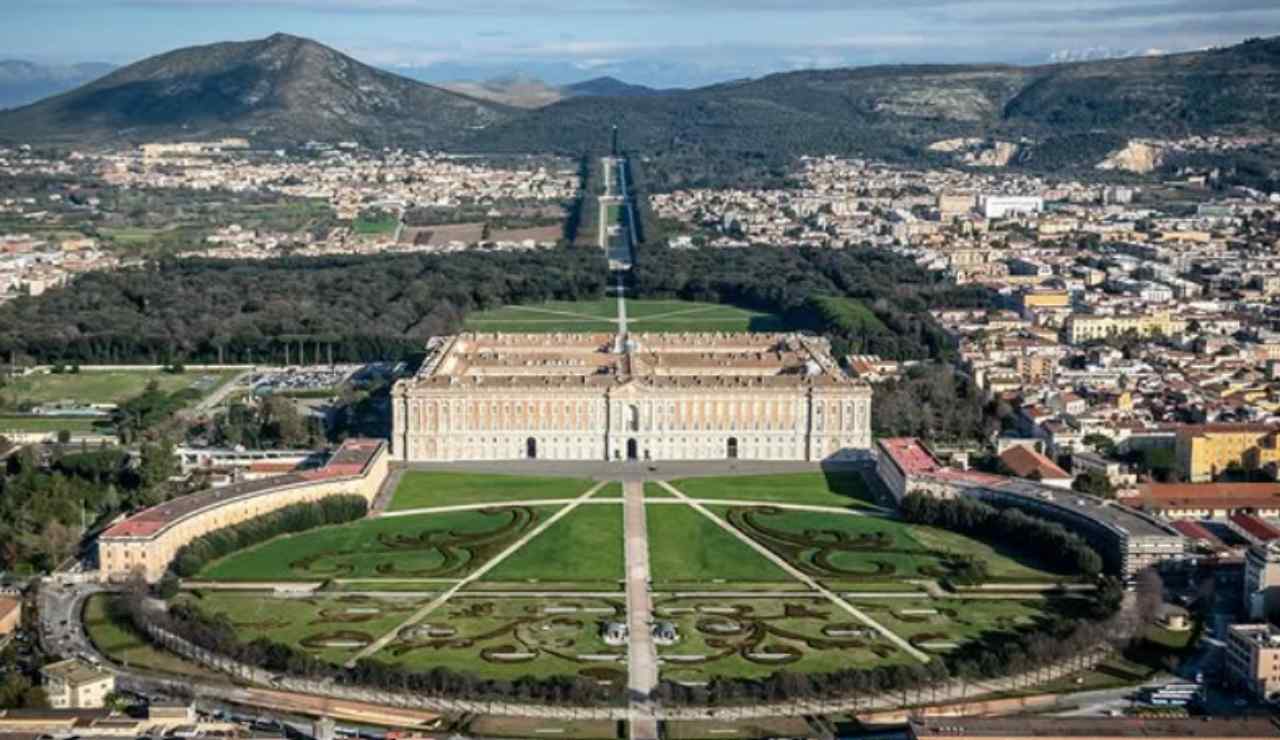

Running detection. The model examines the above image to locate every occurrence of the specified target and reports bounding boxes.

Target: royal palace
[391,332,873,462]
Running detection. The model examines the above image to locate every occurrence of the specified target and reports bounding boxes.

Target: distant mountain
[438,74,565,109]
[565,76,663,98]
[438,74,664,109]
[0,60,115,109]
[465,37,1280,187]
[0,34,510,147]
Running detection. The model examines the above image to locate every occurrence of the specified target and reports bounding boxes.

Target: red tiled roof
[878,437,943,476]
[999,445,1072,481]
[1137,483,1280,511]
[1230,512,1280,543]
[1169,519,1225,548]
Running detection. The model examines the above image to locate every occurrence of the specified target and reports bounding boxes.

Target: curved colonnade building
[97,439,389,583]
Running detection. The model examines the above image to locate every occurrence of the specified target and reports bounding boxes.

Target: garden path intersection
[68,463,1114,733]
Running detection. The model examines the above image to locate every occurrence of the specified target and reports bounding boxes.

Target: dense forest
[0,241,986,366]
[631,245,992,361]
[0,248,607,365]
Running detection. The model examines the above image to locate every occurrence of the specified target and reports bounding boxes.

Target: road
[622,480,659,740]
[184,368,254,417]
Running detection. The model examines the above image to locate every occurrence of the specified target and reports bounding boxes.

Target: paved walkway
[657,480,932,663]
[623,480,659,740]
[381,496,878,519]
[345,481,610,667]
[396,458,871,483]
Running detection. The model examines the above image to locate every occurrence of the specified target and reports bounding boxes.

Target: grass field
[178,592,427,664]
[655,596,914,682]
[353,213,399,235]
[0,416,108,433]
[464,298,787,334]
[646,505,789,583]
[82,595,212,678]
[467,716,619,740]
[669,472,882,509]
[1,369,235,406]
[718,506,1060,582]
[483,504,625,582]
[851,597,1062,651]
[198,507,559,581]
[373,595,626,680]
[387,471,594,511]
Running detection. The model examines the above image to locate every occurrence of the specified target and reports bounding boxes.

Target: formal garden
[103,471,1132,711]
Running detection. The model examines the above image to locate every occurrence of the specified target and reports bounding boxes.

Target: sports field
[3,369,236,406]
[463,298,788,333]
[387,471,594,511]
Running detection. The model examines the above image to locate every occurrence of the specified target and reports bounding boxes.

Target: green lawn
[197,507,558,581]
[850,597,1061,652]
[353,214,399,235]
[721,504,1059,583]
[463,298,787,334]
[372,595,626,680]
[483,503,625,582]
[178,592,426,664]
[668,472,882,509]
[718,507,1061,582]
[387,471,594,511]
[654,596,914,682]
[645,482,676,499]
[82,595,212,678]
[0,416,107,433]
[647,504,790,583]
[1,369,235,406]
[593,482,625,498]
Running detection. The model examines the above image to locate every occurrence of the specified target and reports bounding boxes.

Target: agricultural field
[646,504,790,584]
[197,506,561,581]
[482,503,625,583]
[715,506,1063,584]
[0,369,236,406]
[387,471,594,511]
[668,472,883,509]
[463,298,787,334]
[372,595,628,681]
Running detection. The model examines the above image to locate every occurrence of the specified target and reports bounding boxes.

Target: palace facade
[391,332,872,462]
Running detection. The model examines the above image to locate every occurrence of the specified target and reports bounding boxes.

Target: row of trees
[170,495,367,577]
[0,247,608,365]
[630,245,989,362]
[117,574,1130,708]
[899,492,1104,577]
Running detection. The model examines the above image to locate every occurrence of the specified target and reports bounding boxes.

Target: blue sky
[3,0,1279,87]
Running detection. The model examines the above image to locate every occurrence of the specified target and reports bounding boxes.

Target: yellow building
[1064,312,1187,345]
[98,439,388,583]
[41,659,114,709]
[1019,289,1070,315]
[0,596,19,638]
[1227,623,1280,702]
[1175,424,1280,483]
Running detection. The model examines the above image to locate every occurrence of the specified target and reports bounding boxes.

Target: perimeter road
[345,480,610,667]
[656,480,932,663]
[623,480,659,740]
